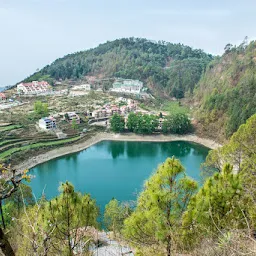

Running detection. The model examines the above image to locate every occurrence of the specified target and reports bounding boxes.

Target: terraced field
[0,136,81,161]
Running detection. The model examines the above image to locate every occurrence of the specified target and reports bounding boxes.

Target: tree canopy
[162,112,192,134]
[34,101,49,117]
[195,40,256,138]
[182,164,248,249]
[122,157,198,256]
[127,112,158,134]
[110,113,125,132]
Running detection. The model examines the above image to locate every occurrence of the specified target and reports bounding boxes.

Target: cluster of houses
[15,78,145,97]
[88,98,137,119]
[38,97,138,132]
[38,111,81,131]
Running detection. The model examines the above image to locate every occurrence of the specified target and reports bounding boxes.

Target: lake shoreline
[14,132,221,173]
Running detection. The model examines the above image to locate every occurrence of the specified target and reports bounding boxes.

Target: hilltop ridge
[23,37,213,98]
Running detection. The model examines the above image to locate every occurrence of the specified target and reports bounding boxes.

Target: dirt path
[14,132,221,173]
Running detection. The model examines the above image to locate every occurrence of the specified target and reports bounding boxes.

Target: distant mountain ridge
[23,37,213,98]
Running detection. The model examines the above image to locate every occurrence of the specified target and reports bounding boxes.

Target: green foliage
[163,101,189,114]
[127,112,158,134]
[5,184,35,216]
[0,125,22,133]
[1,184,34,229]
[104,198,131,236]
[123,157,198,255]
[110,113,125,132]
[13,182,99,255]
[25,38,212,98]
[163,112,192,134]
[182,164,247,249]
[0,136,81,161]
[195,40,256,138]
[34,101,49,117]
[2,202,17,227]
[46,182,99,254]
[202,113,256,176]
[202,114,256,226]
[15,199,53,256]
[71,118,78,130]
[23,73,54,85]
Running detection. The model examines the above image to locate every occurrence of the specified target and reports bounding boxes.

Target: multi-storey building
[17,81,52,95]
[39,117,56,130]
[111,79,143,94]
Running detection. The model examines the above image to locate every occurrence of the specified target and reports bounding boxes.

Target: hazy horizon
[1,0,256,87]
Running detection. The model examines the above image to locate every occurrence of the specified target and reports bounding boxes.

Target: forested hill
[194,40,256,140]
[24,38,213,98]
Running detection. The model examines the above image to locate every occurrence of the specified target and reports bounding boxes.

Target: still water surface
[29,141,209,212]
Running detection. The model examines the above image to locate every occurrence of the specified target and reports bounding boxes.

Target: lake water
[29,140,209,213]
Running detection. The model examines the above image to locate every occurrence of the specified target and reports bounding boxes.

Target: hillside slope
[194,40,256,140]
[24,38,213,98]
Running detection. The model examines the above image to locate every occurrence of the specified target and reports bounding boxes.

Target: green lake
[29,140,209,213]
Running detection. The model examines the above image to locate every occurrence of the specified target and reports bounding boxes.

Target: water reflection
[107,141,125,159]
[160,141,191,157]
[126,141,159,158]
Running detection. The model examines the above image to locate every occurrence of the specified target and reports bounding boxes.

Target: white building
[72,84,91,91]
[111,79,143,94]
[17,81,52,95]
[66,112,80,124]
[39,117,56,130]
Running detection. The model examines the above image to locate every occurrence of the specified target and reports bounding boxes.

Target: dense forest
[24,38,213,98]
[194,40,256,139]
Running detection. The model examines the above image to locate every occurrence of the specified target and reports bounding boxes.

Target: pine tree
[122,157,198,256]
[182,164,248,249]
[104,198,131,237]
[47,182,99,255]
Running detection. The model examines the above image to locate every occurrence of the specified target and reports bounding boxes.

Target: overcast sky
[0,0,255,86]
